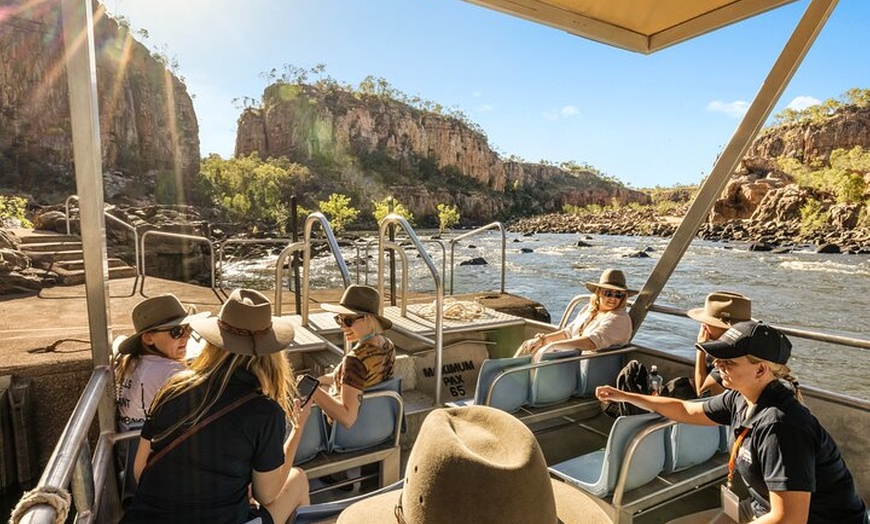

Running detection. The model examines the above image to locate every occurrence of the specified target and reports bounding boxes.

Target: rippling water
[221,231,870,400]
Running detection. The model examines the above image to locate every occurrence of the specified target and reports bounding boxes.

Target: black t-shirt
[122,367,286,524]
[704,380,867,523]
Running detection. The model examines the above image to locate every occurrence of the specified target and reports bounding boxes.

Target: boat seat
[330,377,403,453]
[549,412,666,498]
[663,421,722,473]
[575,351,624,397]
[446,355,531,413]
[529,349,579,407]
[289,479,403,524]
[293,405,328,465]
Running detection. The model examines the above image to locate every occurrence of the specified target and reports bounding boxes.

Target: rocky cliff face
[0,1,200,202]
[235,84,648,221]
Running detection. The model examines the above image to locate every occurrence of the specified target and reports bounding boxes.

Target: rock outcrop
[0,1,200,203]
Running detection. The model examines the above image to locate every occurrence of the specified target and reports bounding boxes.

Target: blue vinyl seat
[293,405,328,465]
[663,421,722,473]
[549,412,666,498]
[575,351,624,397]
[449,355,531,413]
[329,377,403,453]
[529,349,579,407]
[289,479,403,524]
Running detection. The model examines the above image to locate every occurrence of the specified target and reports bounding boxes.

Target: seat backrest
[290,479,403,524]
[329,378,403,453]
[664,421,721,473]
[475,356,531,413]
[603,413,667,495]
[529,349,579,407]
[293,405,328,465]
[575,352,624,397]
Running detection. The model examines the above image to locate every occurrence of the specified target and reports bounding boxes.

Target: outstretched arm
[595,386,717,426]
[694,325,725,396]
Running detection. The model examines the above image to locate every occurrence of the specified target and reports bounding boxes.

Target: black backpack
[604,360,650,418]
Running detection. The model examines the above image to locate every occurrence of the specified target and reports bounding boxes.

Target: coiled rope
[9,485,71,524]
[415,298,487,322]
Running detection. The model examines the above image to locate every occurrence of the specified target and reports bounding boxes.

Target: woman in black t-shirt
[596,321,867,524]
[122,289,310,524]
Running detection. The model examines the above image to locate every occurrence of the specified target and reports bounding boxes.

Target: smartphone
[296,374,320,407]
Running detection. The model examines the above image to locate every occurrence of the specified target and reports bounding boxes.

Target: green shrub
[0,195,32,228]
[318,193,359,233]
[799,199,828,236]
[437,203,460,233]
[372,197,415,226]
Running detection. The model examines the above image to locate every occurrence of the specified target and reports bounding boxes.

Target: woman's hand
[596,385,628,403]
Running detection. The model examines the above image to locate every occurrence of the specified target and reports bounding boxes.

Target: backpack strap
[145,391,260,471]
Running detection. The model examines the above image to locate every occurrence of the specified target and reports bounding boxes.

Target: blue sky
[104,0,869,189]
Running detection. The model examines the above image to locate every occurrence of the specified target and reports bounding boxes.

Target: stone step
[27,250,87,265]
[19,241,83,252]
[52,258,131,271]
[10,229,80,245]
[52,265,138,286]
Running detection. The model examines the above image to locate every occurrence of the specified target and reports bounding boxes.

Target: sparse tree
[372,197,414,225]
[437,203,460,233]
[318,193,359,233]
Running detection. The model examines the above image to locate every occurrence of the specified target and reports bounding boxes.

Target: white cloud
[542,111,559,121]
[561,105,579,117]
[786,95,821,111]
[472,91,482,98]
[542,105,579,121]
[477,104,494,113]
[706,99,750,118]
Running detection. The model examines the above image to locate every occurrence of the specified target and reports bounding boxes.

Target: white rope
[8,485,71,524]
[415,298,487,322]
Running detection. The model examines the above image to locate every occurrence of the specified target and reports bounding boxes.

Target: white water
[221,231,870,400]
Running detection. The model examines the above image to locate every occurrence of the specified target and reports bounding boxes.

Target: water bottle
[649,365,663,396]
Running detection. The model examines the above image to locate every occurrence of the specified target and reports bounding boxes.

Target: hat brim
[696,339,745,360]
[116,311,212,355]
[189,315,295,356]
[686,307,733,329]
[321,303,393,331]
[336,478,608,524]
[585,282,638,297]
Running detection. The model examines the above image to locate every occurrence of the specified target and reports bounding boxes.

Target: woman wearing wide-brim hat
[122,289,311,524]
[687,291,752,397]
[515,268,636,361]
[314,284,396,428]
[113,293,211,432]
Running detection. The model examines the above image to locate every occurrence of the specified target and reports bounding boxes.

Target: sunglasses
[601,290,626,299]
[334,315,364,328]
[151,325,190,339]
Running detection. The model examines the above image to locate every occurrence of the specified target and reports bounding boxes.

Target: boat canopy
[462,0,799,53]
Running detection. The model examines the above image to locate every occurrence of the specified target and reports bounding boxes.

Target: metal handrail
[275,213,351,320]
[362,238,446,288]
[218,237,293,289]
[382,241,409,317]
[377,214,444,404]
[18,367,110,524]
[64,195,141,275]
[140,230,216,289]
[449,222,506,295]
[611,417,678,511]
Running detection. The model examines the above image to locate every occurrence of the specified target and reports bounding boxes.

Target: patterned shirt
[332,336,396,392]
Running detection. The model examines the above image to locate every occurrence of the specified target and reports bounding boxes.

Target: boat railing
[377,214,444,403]
[448,222,506,295]
[646,303,870,351]
[274,212,351,321]
[362,238,446,290]
[16,366,113,524]
[140,230,216,289]
[64,195,141,276]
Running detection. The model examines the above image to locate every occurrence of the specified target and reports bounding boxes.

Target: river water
[222,231,870,400]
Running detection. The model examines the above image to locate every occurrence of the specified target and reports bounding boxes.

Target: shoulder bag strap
[145,390,260,471]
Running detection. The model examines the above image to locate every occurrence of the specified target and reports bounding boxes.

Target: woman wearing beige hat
[113,294,210,432]
[122,289,310,524]
[515,268,635,361]
[314,284,396,428]
[687,291,752,397]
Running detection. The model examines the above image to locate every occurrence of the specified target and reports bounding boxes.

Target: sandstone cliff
[235,83,649,223]
[0,1,200,203]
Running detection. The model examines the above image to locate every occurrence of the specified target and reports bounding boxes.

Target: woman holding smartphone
[123,289,310,524]
[313,285,396,428]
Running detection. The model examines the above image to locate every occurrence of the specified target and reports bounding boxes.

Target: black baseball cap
[696,321,791,364]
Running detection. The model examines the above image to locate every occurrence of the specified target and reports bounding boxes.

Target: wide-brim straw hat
[116,294,211,355]
[584,268,637,296]
[321,284,392,330]
[687,291,752,329]
[189,288,294,356]
[336,406,609,524]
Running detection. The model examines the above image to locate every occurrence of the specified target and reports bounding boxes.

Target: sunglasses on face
[601,290,626,299]
[152,325,190,339]
[334,315,364,328]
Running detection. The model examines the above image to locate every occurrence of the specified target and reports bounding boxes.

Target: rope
[416,298,487,322]
[9,485,71,524]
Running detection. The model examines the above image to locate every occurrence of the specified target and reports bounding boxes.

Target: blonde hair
[746,354,804,403]
[149,342,297,443]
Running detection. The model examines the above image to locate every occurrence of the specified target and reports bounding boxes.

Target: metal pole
[291,196,302,315]
[388,197,397,306]
[629,0,839,335]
